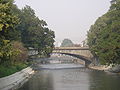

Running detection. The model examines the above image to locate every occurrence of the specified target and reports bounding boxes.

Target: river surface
[18,56,120,90]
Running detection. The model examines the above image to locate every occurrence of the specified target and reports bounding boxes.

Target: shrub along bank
[0,63,28,78]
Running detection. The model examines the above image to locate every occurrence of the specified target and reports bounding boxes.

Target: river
[18,56,120,90]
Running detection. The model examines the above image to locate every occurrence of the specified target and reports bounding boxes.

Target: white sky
[15,0,111,46]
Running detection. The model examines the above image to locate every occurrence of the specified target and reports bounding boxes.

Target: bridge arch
[52,52,92,67]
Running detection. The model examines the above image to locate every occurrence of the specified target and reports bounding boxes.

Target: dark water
[18,57,120,90]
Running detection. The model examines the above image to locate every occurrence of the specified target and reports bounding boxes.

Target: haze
[15,0,111,46]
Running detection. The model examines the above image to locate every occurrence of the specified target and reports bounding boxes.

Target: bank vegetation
[0,0,55,77]
[87,0,120,65]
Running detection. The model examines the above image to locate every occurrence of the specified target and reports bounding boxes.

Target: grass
[0,63,28,78]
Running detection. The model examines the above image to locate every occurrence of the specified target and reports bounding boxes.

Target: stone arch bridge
[52,47,93,66]
[28,47,95,66]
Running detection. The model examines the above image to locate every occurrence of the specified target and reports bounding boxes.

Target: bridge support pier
[85,61,91,67]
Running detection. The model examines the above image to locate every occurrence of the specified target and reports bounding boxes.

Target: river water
[18,56,120,90]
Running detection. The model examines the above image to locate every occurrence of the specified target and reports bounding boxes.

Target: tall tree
[18,5,55,56]
[87,1,120,65]
[0,0,19,42]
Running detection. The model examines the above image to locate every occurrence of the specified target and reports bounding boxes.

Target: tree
[0,0,22,65]
[18,5,55,57]
[11,41,28,63]
[87,1,120,65]
[39,28,55,56]
[0,1,55,66]
[61,39,74,47]
[0,0,20,41]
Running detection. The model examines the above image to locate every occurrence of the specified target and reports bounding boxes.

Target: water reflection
[89,71,120,90]
[18,66,120,90]
[19,68,91,90]
[20,71,54,90]
[18,56,120,90]
[51,69,90,90]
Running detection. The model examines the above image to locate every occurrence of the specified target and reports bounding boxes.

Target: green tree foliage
[0,0,24,66]
[61,39,74,47]
[0,40,18,65]
[18,6,55,56]
[11,41,28,63]
[0,0,55,77]
[0,0,55,67]
[0,0,20,41]
[87,1,120,65]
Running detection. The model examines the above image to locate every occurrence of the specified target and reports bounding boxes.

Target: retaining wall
[0,67,34,90]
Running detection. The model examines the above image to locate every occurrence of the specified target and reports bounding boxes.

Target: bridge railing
[53,47,93,59]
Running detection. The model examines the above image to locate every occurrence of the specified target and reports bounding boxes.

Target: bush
[11,41,28,63]
[0,63,28,78]
[0,41,28,65]
[15,63,28,71]
[0,41,29,78]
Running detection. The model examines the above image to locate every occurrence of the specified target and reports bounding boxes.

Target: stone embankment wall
[88,65,111,71]
[89,65,120,73]
[0,67,34,90]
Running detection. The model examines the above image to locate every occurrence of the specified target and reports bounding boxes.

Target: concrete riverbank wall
[0,67,34,90]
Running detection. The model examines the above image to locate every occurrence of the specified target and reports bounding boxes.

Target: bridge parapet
[53,47,93,59]
[54,47,89,50]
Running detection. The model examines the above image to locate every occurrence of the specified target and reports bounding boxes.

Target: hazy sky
[15,0,111,46]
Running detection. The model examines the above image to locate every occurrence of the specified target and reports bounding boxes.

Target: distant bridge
[52,47,93,66]
[28,47,95,66]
